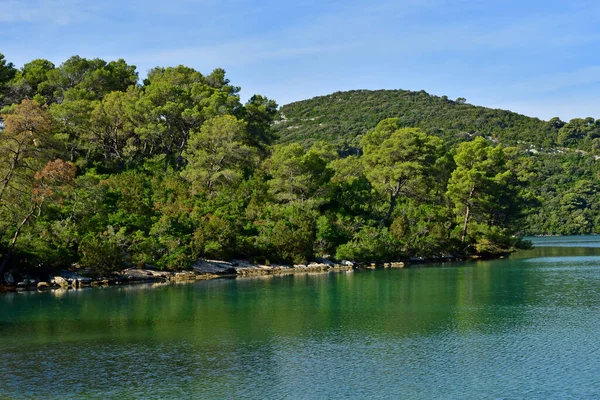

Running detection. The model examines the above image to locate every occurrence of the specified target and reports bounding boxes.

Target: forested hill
[276,89,600,237]
[0,52,598,281]
[274,89,576,150]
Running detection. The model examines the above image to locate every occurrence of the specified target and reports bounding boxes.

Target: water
[2,236,600,399]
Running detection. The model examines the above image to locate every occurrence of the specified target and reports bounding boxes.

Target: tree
[557,117,600,148]
[242,94,279,150]
[182,115,254,195]
[4,59,55,104]
[50,98,96,164]
[38,56,138,104]
[0,100,55,277]
[89,89,139,168]
[0,100,53,204]
[0,53,17,106]
[267,142,336,205]
[136,66,241,171]
[446,137,515,246]
[360,118,444,225]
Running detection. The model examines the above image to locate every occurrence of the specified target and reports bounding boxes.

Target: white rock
[51,276,68,287]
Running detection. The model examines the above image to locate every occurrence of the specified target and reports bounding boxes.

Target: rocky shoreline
[0,256,475,293]
[0,259,416,293]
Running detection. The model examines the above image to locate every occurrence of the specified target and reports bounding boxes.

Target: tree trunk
[0,203,38,281]
[460,186,476,242]
[0,249,12,283]
[380,191,397,226]
[461,204,470,242]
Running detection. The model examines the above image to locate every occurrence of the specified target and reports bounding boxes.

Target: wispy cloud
[2,0,600,120]
[131,39,362,70]
[0,0,92,25]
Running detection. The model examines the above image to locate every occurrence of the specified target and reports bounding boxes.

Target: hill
[274,89,562,149]
[274,89,600,236]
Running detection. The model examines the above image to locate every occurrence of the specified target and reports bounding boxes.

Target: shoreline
[0,255,485,294]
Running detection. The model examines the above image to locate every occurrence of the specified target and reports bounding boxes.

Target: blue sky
[2,0,600,120]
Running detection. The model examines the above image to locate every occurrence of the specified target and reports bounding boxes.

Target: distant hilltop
[273,89,597,153]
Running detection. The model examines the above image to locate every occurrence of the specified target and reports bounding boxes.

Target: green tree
[0,53,17,106]
[267,142,336,205]
[446,137,528,252]
[182,115,255,196]
[5,59,55,104]
[242,94,279,150]
[0,100,55,277]
[136,66,241,171]
[38,56,138,104]
[50,99,96,164]
[89,88,140,168]
[361,119,444,224]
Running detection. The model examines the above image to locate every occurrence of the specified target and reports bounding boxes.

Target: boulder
[173,272,196,281]
[315,258,335,266]
[23,278,38,286]
[37,282,50,290]
[121,268,160,280]
[51,276,69,288]
[192,260,236,275]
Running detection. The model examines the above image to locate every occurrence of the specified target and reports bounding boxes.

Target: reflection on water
[2,237,600,399]
[527,234,600,247]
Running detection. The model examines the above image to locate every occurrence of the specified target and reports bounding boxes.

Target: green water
[2,236,600,399]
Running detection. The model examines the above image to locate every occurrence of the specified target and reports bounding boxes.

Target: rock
[121,268,165,281]
[173,272,196,281]
[3,273,15,285]
[51,276,69,288]
[192,260,236,275]
[75,277,92,287]
[58,270,79,279]
[232,260,255,268]
[22,278,38,286]
[315,258,335,266]
[341,260,354,267]
[37,282,50,290]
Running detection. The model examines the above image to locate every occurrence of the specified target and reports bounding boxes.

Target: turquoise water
[2,236,600,399]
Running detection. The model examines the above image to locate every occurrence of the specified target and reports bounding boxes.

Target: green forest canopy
[0,53,598,280]
[275,89,600,237]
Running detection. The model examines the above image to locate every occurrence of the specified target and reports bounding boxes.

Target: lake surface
[2,236,600,399]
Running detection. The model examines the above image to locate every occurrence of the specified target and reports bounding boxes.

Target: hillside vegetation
[0,54,537,281]
[275,89,600,152]
[275,89,600,236]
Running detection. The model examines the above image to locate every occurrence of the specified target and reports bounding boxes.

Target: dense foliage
[275,90,557,149]
[0,53,568,279]
[276,89,600,236]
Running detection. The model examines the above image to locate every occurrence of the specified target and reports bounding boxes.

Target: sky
[2,0,600,121]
